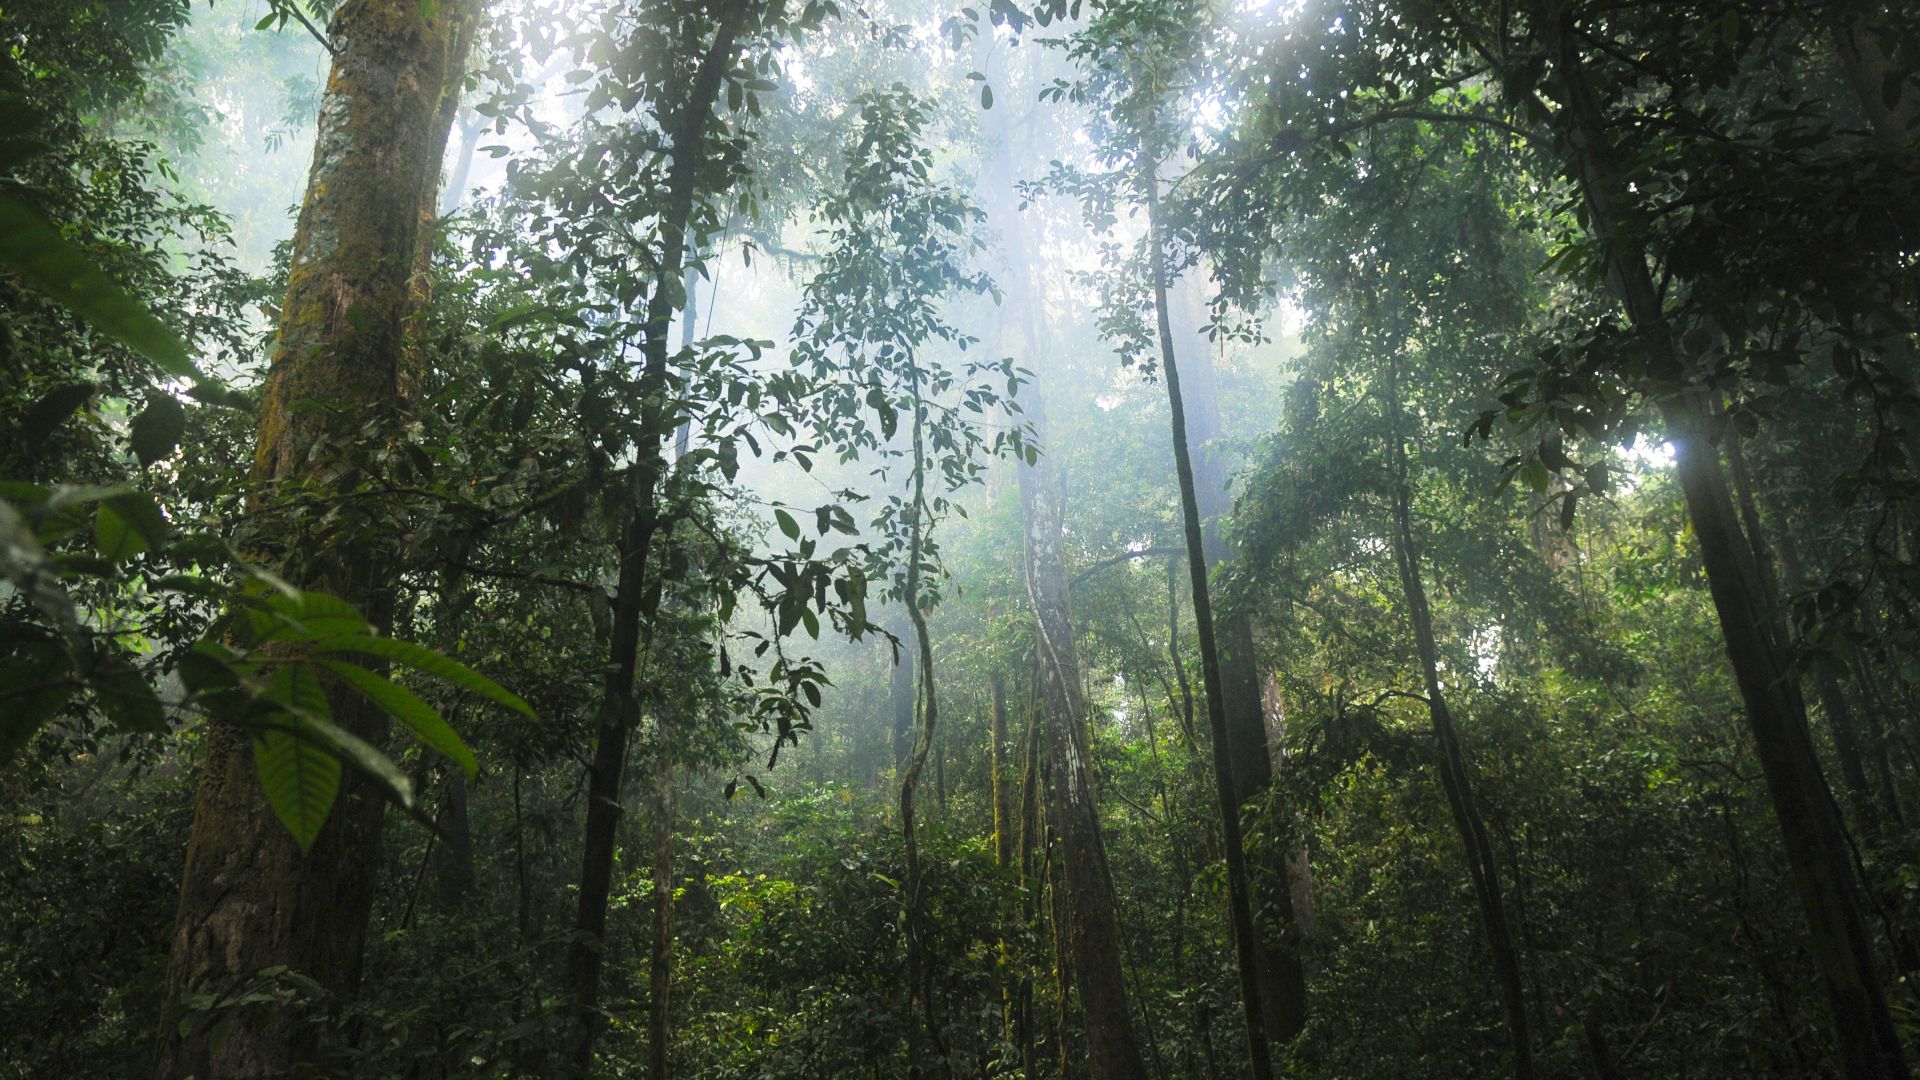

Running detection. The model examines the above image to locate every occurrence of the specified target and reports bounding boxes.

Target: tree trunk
[1018,391,1150,1080]
[155,3,474,1075]
[892,611,917,769]
[979,53,1147,1077]
[1534,6,1908,1074]
[1385,353,1534,1080]
[1145,154,1273,1080]
[429,767,476,911]
[901,368,946,1078]
[1168,276,1308,1042]
[646,756,675,1080]
[992,672,1011,869]
[565,4,749,1068]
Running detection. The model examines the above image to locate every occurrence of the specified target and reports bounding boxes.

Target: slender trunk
[156,4,474,1074]
[1016,686,1043,1077]
[892,612,917,768]
[901,369,945,1078]
[1534,7,1908,1074]
[439,109,484,215]
[1145,153,1273,1080]
[992,673,1011,868]
[646,757,675,1080]
[1774,516,1882,837]
[566,6,748,1068]
[1170,276,1307,1042]
[1384,350,1534,1080]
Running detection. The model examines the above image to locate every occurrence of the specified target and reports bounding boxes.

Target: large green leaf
[247,589,371,644]
[0,193,200,379]
[253,726,341,853]
[315,634,535,717]
[316,659,477,779]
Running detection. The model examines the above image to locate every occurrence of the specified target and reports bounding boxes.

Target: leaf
[315,659,477,779]
[0,193,200,379]
[248,589,371,644]
[93,492,167,562]
[981,83,993,110]
[0,638,74,762]
[130,394,186,467]
[253,726,341,853]
[775,507,800,540]
[20,382,95,444]
[314,634,535,717]
[95,503,149,561]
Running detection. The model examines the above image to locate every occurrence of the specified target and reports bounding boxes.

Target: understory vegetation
[5,0,1920,1077]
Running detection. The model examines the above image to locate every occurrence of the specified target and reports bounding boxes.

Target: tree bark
[155,3,474,1075]
[1167,277,1308,1043]
[1018,390,1150,1080]
[901,368,946,1078]
[565,3,749,1068]
[646,757,675,1080]
[1144,154,1273,1080]
[1533,6,1908,1075]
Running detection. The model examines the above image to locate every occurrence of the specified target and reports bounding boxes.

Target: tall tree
[1167,276,1308,1042]
[1145,157,1274,1080]
[156,1,478,1074]
[973,38,1154,1074]
[1517,2,1908,1073]
[561,0,758,1065]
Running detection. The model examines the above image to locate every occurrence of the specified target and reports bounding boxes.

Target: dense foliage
[4,0,1919,1077]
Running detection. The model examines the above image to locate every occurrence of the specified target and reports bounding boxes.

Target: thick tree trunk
[1168,278,1308,1043]
[1146,157,1274,1080]
[565,5,748,1068]
[155,4,474,1075]
[1018,399,1150,1080]
[1535,6,1908,1075]
[430,767,477,910]
[976,55,1146,1076]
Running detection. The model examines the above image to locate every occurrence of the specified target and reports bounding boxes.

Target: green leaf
[314,634,534,717]
[93,492,167,562]
[20,381,95,444]
[253,726,341,853]
[0,193,200,379]
[130,394,186,467]
[775,507,800,540]
[247,589,372,644]
[0,638,74,762]
[94,649,166,734]
[315,659,477,779]
[94,502,148,561]
[980,83,993,110]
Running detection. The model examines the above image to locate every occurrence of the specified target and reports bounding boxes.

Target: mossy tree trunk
[155,2,476,1076]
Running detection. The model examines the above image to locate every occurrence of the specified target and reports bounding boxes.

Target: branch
[1069,545,1183,589]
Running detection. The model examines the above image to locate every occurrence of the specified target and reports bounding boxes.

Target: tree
[157,2,479,1073]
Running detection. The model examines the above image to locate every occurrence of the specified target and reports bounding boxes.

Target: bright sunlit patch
[1624,434,1675,469]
